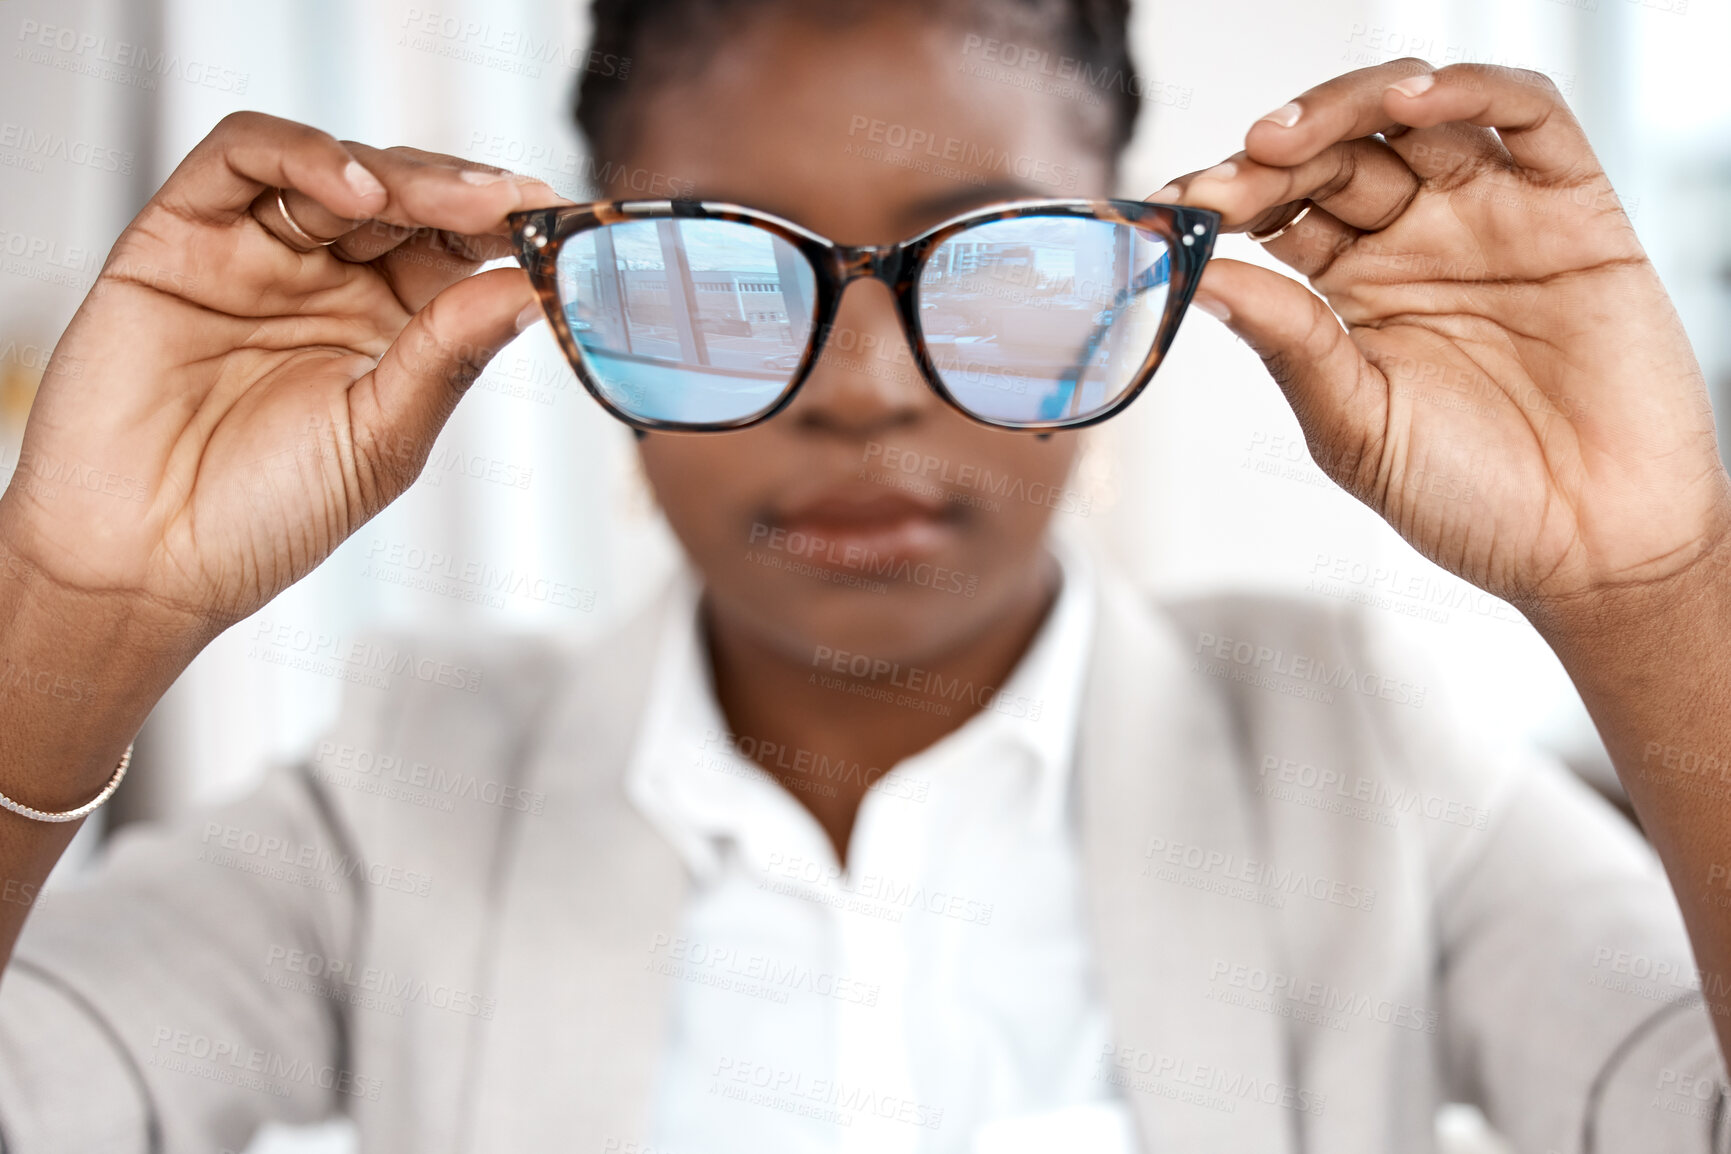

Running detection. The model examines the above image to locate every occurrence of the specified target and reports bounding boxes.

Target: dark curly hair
[573,0,1141,174]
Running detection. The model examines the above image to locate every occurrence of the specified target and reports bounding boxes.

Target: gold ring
[1247,201,1313,244]
[271,187,339,249]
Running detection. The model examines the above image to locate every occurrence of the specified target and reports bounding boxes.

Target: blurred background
[0,0,1724,1150]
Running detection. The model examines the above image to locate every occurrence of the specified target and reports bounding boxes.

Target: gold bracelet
[0,743,134,824]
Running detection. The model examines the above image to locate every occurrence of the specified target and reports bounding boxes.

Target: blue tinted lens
[554,219,818,425]
[917,216,1172,425]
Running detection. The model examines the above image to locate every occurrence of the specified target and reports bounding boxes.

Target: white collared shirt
[625,541,1140,1154]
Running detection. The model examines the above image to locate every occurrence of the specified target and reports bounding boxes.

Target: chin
[740,579,996,665]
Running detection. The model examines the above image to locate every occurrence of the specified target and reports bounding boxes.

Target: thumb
[347,266,539,496]
[1193,258,1390,493]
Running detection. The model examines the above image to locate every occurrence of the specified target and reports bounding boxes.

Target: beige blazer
[0,569,1723,1154]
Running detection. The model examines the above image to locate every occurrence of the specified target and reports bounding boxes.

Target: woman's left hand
[1158,58,1731,627]
[1167,61,1731,1062]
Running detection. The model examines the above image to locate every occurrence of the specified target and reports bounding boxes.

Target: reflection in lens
[917,215,1171,425]
[554,218,818,425]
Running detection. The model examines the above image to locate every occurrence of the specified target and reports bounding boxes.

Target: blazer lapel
[464,593,690,1153]
[1077,572,1299,1154]
[465,570,1304,1151]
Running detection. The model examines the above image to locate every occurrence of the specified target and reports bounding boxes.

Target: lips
[769,486,960,567]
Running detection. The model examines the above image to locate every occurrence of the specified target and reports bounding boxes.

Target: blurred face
[614,10,1114,664]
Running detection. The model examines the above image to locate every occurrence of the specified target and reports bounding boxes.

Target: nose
[782,277,939,439]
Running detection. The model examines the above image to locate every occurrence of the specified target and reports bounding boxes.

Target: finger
[270,144,555,244]
[246,148,562,305]
[347,267,538,500]
[1176,137,1421,232]
[162,114,567,258]
[1241,57,1437,168]
[1382,64,1596,181]
[1383,118,1514,182]
[249,186,347,252]
[1190,259,1389,494]
[1247,203,1360,280]
[371,230,517,314]
[329,217,421,264]
[159,111,388,224]
[339,221,514,268]
[341,142,567,239]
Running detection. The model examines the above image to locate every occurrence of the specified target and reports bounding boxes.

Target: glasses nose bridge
[822,243,920,370]
[833,243,908,290]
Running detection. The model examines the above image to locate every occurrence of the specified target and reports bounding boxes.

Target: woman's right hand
[0,111,564,645]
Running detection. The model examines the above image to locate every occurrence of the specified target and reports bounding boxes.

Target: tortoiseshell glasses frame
[507,197,1220,434]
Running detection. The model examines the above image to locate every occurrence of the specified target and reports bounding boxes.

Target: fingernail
[1150,183,1183,204]
[1193,295,1230,323]
[1192,161,1238,184]
[1259,102,1303,129]
[1389,73,1436,99]
[343,160,385,200]
[461,168,510,186]
[514,301,544,333]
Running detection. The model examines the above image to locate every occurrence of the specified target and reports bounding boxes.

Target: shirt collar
[624,534,1099,882]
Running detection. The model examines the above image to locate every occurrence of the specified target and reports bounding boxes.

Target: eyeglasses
[507,197,1219,433]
